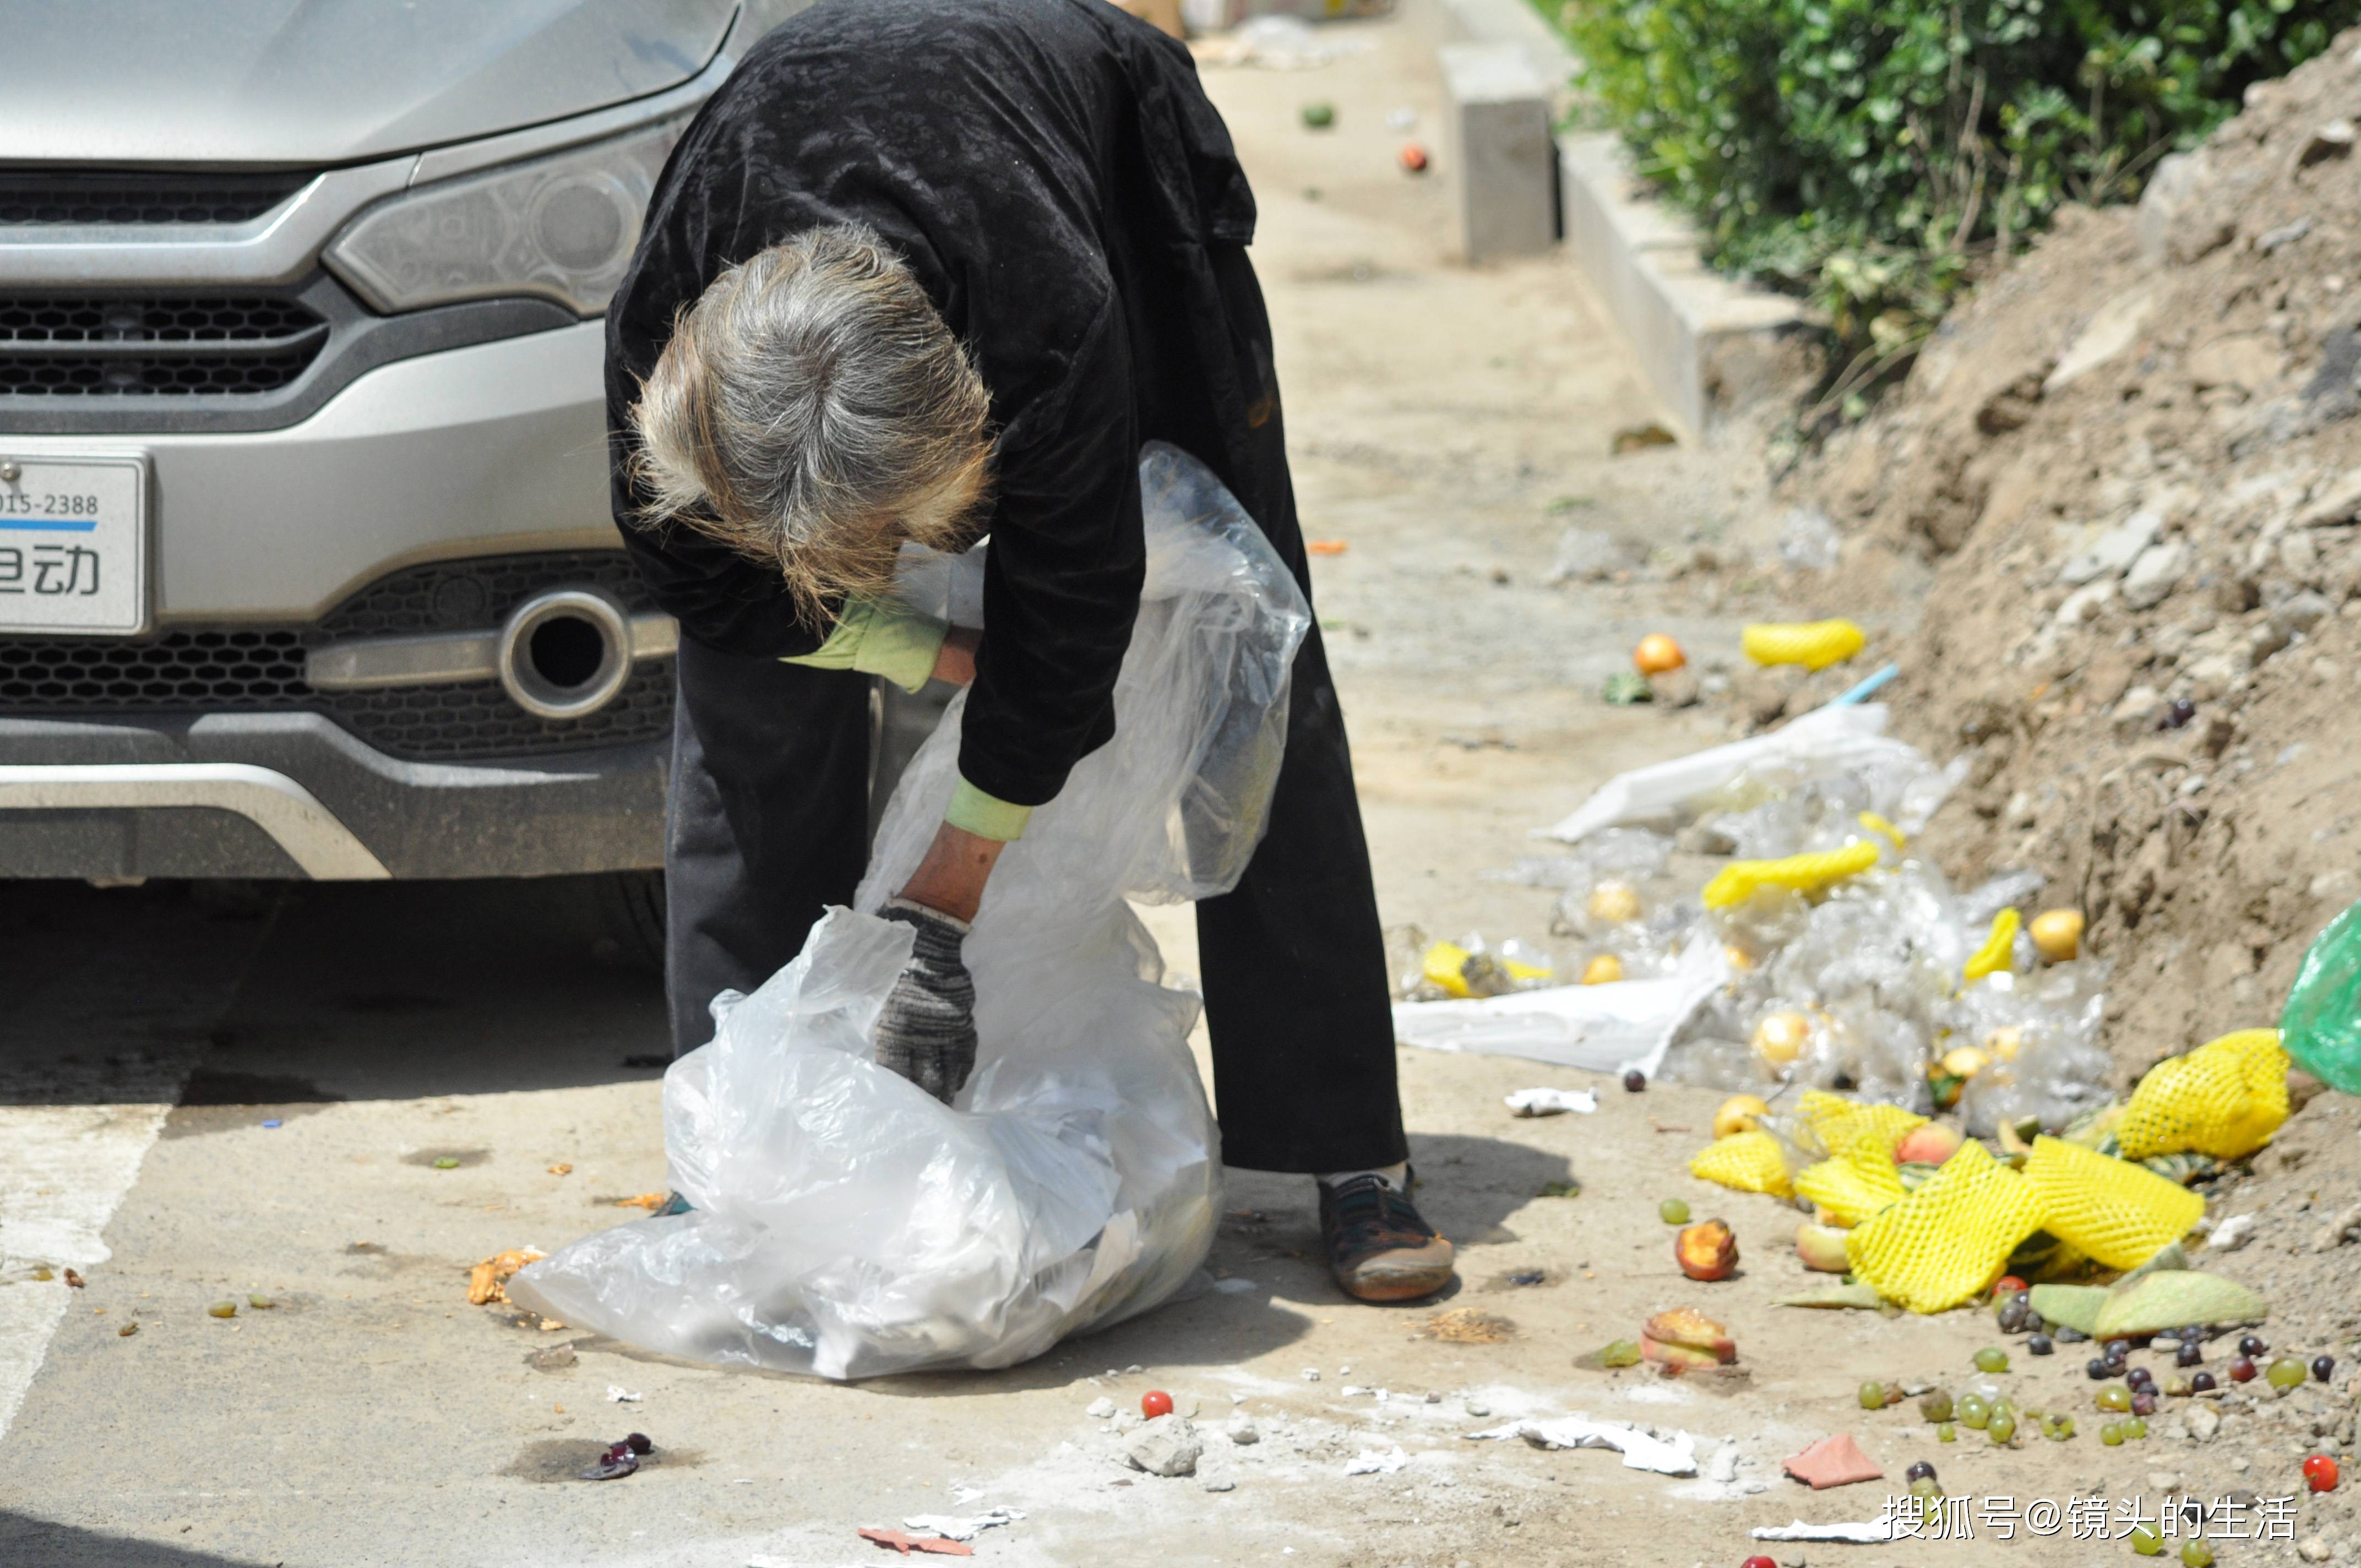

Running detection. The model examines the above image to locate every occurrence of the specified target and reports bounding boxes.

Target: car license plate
[0,454,148,634]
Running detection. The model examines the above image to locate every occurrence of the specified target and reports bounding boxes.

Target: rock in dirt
[2122,541,2188,611]
[2188,1404,2222,1442]
[1085,1396,1116,1419]
[1125,1414,1204,1477]
[1227,1420,1261,1446]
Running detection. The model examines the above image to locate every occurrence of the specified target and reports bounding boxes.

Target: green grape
[1986,1411,2016,1444]
[2266,1357,2308,1390]
[206,1300,236,1319]
[2046,1414,2075,1441]
[2123,1417,2148,1440]
[1957,1393,1990,1430]
[1973,1347,2009,1374]
[1936,1422,1956,1443]
[2129,1526,2162,1556]
[1858,1381,1885,1410]
[1908,1476,1941,1501]
[2096,1384,2132,1412]
[2180,1540,2215,1567]
[2101,1421,2124,1445]
[1918,1389,1953,1423]
[1659,1199,1690,1224]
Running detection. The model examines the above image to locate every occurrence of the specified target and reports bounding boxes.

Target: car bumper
[0,711,667,880]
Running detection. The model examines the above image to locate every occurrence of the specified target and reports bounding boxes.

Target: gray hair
[627,224,993,623]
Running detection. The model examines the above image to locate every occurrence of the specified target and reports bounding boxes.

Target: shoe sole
[1336,1261,1457,1303]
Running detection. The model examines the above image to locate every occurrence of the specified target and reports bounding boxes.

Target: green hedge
[1556,0,2361,368]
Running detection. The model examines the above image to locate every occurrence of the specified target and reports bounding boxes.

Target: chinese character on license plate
[0,454,148,634]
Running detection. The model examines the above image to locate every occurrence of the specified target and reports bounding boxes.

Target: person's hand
[873,896,978,1103]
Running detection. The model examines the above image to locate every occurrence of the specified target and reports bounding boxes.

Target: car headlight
[325,115,688,317]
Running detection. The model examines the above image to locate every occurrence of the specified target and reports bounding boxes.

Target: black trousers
[663,574,1408,1175]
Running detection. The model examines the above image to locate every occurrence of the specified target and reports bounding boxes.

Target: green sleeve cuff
[945,776,1033,842]
[780,596,949,694]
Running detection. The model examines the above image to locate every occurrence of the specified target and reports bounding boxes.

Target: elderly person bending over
[610,0,1453,1304]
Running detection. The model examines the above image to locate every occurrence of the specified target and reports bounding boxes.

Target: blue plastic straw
[1830,662,1899,706]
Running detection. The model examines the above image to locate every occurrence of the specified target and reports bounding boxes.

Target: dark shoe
[1319,1169,1456,1302]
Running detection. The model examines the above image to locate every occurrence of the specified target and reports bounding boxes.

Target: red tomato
[1141,1390,1174,1419]
[1992,1276,2027,1299]
[2304,1453,2340,1493]
[1742,1557,1777,1568]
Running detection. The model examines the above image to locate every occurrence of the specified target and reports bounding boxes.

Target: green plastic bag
[2281,897,2361,1094]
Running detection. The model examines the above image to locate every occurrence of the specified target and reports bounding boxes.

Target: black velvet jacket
[607,0,1272,809]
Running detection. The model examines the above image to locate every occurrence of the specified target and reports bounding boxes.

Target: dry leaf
[1424,1307,1517,1344]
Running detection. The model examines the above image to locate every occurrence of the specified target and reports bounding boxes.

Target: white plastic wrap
[508,443,1310,1379]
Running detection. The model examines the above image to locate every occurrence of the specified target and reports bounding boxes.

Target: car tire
[586,868,667,973]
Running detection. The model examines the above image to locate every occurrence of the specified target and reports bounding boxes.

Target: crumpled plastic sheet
[1391,939,1729,1077]
[1467,1416,1700,1476]
[508,443,1310,1379]
[1541,704,1935,845]
[1750,1518,1898,1544]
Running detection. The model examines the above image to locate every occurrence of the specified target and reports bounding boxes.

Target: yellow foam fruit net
[2115,1029,2292,1161]
[1795,1141,1909,1227]
[2022,1135,2207,1271]
[1689,1130,1793,1197]
[1702,840,1881,911]
[1798,1089,1925,1161]
[1742,619,1868,671]
[1857,811,1907,851]
[1962,908,2020,983]
[1845,1140,2044,1313]
[1419,940,1551,1000]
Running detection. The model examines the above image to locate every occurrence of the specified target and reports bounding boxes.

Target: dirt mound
[1765,35,2361,1080]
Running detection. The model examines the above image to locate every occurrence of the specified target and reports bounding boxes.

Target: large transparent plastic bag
[508,443,1310,1379]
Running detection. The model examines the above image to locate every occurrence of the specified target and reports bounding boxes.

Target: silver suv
[0,0,800,946]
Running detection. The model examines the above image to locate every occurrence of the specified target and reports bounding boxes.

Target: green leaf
[2092,1272,2270,1339]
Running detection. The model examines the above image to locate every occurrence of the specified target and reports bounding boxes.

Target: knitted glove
[873,897,978,1104]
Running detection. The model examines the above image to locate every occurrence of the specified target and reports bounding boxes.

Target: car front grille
[0,552,676,762]
[0,293,329,397]
[0,170,308,227]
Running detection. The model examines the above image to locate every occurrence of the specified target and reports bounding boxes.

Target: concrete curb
[1437,0,1811,438]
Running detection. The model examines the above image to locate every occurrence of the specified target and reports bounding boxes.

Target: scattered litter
[206,1300,236,1319]
[1612,423,1678,454]
[247,1293,274,1309]
[620,1054,670,1069]
[1204,1477,1236,1492]
[1385,106,1417,130]
[117,1323,136,1337]
[1391,940,1728,1077]
[1673,1221,1738,1282]
[1210,1276,1258,1294]
[1344,1446,1410,1476]
[2283,898,2361,1092]
[525,1342,578,1371]
[1642,1306,1737,1370]
[260,1119,281,1129]
[432,1157,461,1170]
[1407,934,1555,1000]
[467,1248,546,1307]
[1634,633,1686,675]
[855,1528,973,1557]
[1750,1517,1898,1543]
[1397,143,1429,174]
[1742,619,1867,671]
[1470,1417,1700,1476]
[1306,538,1348,556]
[900,1507,1023,1542]
[62,1269,83,1289]
[1783,1433,1883,1489]
[610,1192,667,1211]
[1504,1086,1598,1117]
[1601,670,1654,705]
[606,1385,641,1403]
[580,1431,652,1482]
[1299,100,1335,129]
[547,1163,573,1176]
[1424,1308,1517,1344]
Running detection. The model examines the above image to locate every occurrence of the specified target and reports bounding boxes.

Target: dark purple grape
[2158,698,2196,731]
[2314,1355,2336,1384]
[2191,1371,2217,1393]
[2177,1341,2202,1368]
[2229,1356,2257,1384]
[2238,1335,2266,1358]
[1906,1459,1937,1483]
[2086,1357,2110,1380]
[2131,1391,2157,1417]
[2027,1333,2054,1356]
[1623,1069,1646,1092]
[624,1433,654,1455]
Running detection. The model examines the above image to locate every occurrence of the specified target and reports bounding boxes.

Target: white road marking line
[0,1102,177,1449]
